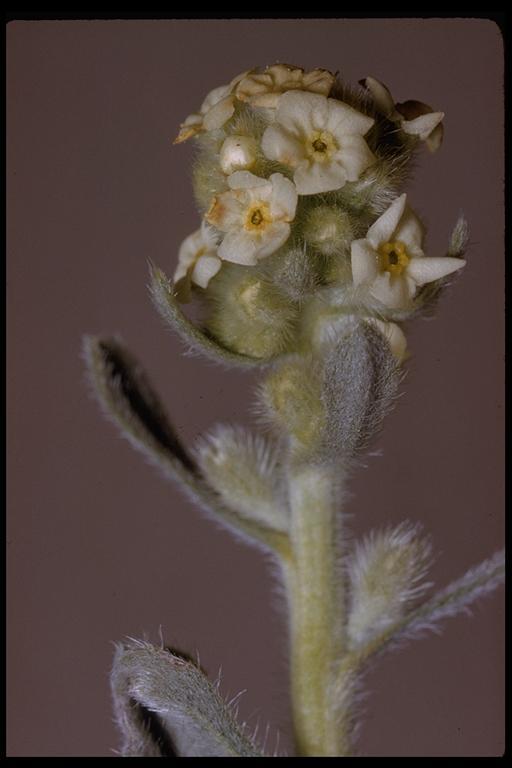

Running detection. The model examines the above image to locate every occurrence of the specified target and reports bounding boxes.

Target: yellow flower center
[307,130,337,162]
[244,202,272,231]
[379,240,410,276]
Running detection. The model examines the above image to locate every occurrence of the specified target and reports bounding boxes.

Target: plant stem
[284,462,351,757]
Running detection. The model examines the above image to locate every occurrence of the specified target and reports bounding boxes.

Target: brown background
[7,19,504,757]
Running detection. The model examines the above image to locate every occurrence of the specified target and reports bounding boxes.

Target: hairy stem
[284,463,349,757]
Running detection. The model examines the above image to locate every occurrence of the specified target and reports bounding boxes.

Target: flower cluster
[172,63,466,359]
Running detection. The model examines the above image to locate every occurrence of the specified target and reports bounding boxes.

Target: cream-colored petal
[220,135,258,174]
[173,113,203,144]
[268,173,298,221]
[235,72,272,103]
[366,318,408,361]
[302,68,335,96]
[401,111,444,141]
[407,256,466,286]
[228,68,252,89]
[366,194,407,249]
[351,239,380,285]
[369,272,414,309]
[200,83,232,113]
[294,159,347,195]
[176,229,204,272]
[202,95,235,131]
[206,192,244,231]
[199,220,220,250]
[275,90,328,136]
[254,222,291,260]
[173,261,189,284]
[228,170,269,190]
[191,254,222,288]
[361,76,398,119]
[261,124,305,166]
[336,134,376,181]
[269,63,303,88]
[326,99,375,138]
[426,122,444,153]
[218,229,259,265]
[393,204,425,255]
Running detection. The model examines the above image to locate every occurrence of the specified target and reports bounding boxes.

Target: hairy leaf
[83,335,288,553]
[351,549,505,666]
[148,264,268,369]
[111,639,262,757]
[196,424,289,534]
[347,522,432,649]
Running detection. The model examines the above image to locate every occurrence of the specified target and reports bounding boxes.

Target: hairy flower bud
[219,135,259,174]
[302,205,355,257]
[204,265,299,358]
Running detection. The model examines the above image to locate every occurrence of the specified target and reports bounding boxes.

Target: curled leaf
[347,522,432,649]
[196,424,289,534]
[349,549,505,667]
[111,639,262,757]
[148,264,268,368]
[321,318,402,462]
[83,335,289,553]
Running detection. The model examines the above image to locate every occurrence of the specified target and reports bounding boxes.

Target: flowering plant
[84,63,503,757]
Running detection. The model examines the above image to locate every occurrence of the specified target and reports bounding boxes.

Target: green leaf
[348,549,505,667]
[83,335,289,554]
[111,639,262,757]
[148,264,268,369]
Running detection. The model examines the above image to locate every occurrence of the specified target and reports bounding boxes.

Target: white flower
[261,91,375,195]
[235,63,335,109]
[351,194,466,309]
[361,76,444,152]
[205,171,298,265]
[173,223,221,298]
[174,70,250,144]
[219,135,258,175]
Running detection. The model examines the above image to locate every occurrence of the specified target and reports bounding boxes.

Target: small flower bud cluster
[172,64,466,359]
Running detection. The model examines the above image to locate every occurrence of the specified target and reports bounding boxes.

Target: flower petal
[202,95,235,131]
[393,204,425,256]
[360,76,398,119]
[268,173,298,221]
[253,222,291,260]
[351,239,380,285]
[200,84,232,113]
[366,194,407,249]
[227,170,269,190]
[407,256,466,286]
[369,272,414,309]
[191,254,222,288]
[218,229,259,265]
[401,112,444,141]
[336,134,376,182]
[294,159,347,195]
[274,90,328,137]
[326,99,375,137]
[302,68,335,96]
[261,124,305,166]
[206,192,244,231]
[426,122,444,153]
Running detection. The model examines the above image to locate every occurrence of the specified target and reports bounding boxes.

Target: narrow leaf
[196,424,289,534]
[111,639,262,757]
[148,264,267,369]
[321,318,402,462]
[83,335,289,553]
[352,549,504,666]
[347,522,432,649]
